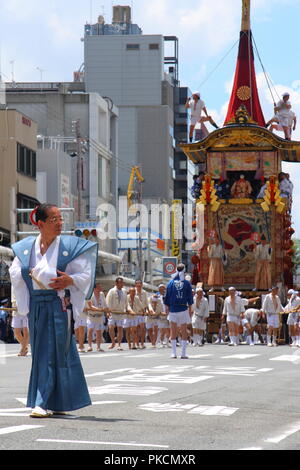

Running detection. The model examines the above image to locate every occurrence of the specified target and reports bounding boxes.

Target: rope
[246,30,253,117]
[197,38,240,89]
[252,33,280,105]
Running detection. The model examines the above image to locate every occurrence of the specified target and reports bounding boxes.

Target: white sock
[171,339,177,356]
[230,335,235,344]
[181,340,187,357]
[267,335,271,344]
[246,335,252,344]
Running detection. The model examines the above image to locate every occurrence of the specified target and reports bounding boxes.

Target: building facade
[6,83,118,220]
[84,6,176,201]
[0,109,38,243]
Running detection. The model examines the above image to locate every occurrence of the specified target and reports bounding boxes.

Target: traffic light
[75,228,97,239]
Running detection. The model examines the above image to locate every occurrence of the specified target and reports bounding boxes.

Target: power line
[252,33,280,104]
[197,38,240,90]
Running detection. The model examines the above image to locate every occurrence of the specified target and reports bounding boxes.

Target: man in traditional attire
[135,279,149,349]
[254,235,272,291]
[146,294,162,348]
[74,306,88,353]
[222,287,245,346]
[9,204,97,418]
[266,93,295,140]
[0,299,9,342]
[124,287,143,350]
[11,290,29,356]
[231,174,252,199]
[207,236,225,292]
[164,264,193,359]
[191,287,209,346]
[262,286,283,347]
[86,282,108,352]
[284,289,300,347]
[106,277,127,351]
[241,308,263,346]
[185,92,218,142]
[156,284,170,348]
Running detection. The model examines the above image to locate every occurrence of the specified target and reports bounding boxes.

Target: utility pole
[73,120,84,222]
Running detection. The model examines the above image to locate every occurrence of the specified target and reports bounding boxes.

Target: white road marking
[85,368,133,378]
[0,425,44,435]
[154,365,193,370]
[221,354,260,359]
[105,373,213,384]
[80,353,123,359]
[190,365,272,377]
[139,403,198,413]
[36,438,169,449]
[269,355,300,363]
[188,405,238,416]
[264,421,300,444]
[138,403,238,416]
[15,398,27,405]
[186,354,213,359]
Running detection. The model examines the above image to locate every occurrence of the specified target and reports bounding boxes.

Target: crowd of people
[4,271,299,358]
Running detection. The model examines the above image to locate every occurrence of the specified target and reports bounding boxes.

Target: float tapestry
[215,204,271,284]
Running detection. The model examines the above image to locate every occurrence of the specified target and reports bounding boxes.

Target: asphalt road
[1,341,300,453]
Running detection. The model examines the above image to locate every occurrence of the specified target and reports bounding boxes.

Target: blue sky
[1,0,300,234]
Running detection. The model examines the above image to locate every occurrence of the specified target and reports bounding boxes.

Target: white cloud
[2,0,42,20]
[47,13,79,45]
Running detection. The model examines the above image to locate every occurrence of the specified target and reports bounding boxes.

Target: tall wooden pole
[241,0,251,31]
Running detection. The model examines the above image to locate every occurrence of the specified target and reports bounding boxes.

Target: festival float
[180,0,300,340]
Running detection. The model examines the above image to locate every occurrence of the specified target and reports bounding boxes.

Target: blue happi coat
[164,274,194,313]
[12,235,98,412]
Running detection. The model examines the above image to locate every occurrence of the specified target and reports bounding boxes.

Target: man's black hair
[177,263,185,272]
[35,204,58,223]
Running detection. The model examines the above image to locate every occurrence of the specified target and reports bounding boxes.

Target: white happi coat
[262,294,283,315]
[9,235,92,320]
[87,292,107,323]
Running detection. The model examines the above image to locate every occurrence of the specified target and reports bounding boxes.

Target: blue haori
[27,288,91,411]
[11,235,98,412]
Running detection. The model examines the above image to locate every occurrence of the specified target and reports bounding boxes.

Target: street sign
[162,257,177,278]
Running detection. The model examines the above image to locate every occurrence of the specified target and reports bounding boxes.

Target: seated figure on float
[231,174,252,199]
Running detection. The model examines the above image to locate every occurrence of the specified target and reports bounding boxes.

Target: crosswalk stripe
[0,425,44,435]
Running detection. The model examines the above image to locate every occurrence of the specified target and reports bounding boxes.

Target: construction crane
[127,166,145,208]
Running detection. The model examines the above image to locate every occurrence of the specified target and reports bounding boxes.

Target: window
[126,44,140,50]
[17,194,39,225]
[149,43,159,50]
[17,143,36,178]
